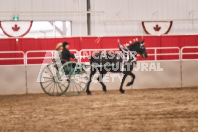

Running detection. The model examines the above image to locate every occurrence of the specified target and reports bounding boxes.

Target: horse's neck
[129,49,138,57]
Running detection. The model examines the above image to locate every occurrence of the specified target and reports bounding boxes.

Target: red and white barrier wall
[0,35,198,95]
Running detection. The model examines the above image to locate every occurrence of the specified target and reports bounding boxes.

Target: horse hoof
[126,82,133,86]
[126,83,131,86]
[120,90,125,94]
[103,87,107,93]
[87,91,92,95]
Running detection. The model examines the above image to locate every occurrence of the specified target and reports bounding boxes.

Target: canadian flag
[142,21,173,36]
[0,21,32,37]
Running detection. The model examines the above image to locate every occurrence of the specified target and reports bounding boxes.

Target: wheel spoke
[47,65,54,77]
[72,82,75,94]
[42,80,53,83]
[44,81,53,89]
[47,82,54,93]
[52,83,55,95]
[55,83,58,95]
[59,81,68,88]
[75,82,84,91]
[73,81,80,92]
[43,77,53,80]
[44,71,53,77]
[72,81,75,95]
[57,82,64,92]
[55,83,60,95]
[53,83,57,95]
[68,81,72,94]
[55,83,62,95]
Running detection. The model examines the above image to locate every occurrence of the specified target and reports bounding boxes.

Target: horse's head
[127,40,148,58]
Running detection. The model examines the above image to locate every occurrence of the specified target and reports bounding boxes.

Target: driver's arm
[69,52,75,59]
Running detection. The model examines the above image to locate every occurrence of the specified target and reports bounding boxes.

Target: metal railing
[181,46,198,60]
[0,51,25,65]
[1,46,198,65]
[78,47,181,63]
[146,47,181,61]
[26,49,79,65]
[79,48,119,63]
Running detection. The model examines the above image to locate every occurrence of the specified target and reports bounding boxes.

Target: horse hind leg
[120,74,127,93]
[86,68,96,95]
[126,72,135,86]
[97,71,107,93]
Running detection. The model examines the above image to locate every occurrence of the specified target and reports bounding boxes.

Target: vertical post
[87,0,91,35]
[53,21,56,37]
[23,52,26,65]
[154,48,157,61]
[24,52,28,94]
[63,21,66,36]
[180,48,183,88]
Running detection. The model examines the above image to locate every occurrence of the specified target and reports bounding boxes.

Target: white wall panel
[0,0,197,36]
[25,61,182,94]
[15,0,32,12]
[132,61,181,89]
[0,60,198,95]
[182,60,198,87]
[0,0,15,12]
[91,0,198,36]
[26,65,44,93]
[0,65,26,95]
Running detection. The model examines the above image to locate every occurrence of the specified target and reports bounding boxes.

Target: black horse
[86,40,148,95]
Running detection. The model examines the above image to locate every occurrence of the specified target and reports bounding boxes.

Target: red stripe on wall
[0,35,198,65]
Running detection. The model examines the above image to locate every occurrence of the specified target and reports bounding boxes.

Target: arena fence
[0,46,197,95]
[79,47,180,64]
[0,47,191,65]
[181,46,198,60]
[0,51,25,65]
[25,49,79,65]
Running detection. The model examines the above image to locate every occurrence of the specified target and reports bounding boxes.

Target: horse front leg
[126,72,135,86]
[97,71,107,93]
[119,73,127,93]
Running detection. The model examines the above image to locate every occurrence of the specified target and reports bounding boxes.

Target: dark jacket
[61,48,75,63]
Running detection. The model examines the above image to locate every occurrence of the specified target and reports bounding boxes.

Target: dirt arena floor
[0,87,198,132]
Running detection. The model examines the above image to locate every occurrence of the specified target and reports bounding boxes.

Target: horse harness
[118,43,136,71]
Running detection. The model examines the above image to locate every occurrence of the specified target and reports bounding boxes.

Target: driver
[61,41,76,64]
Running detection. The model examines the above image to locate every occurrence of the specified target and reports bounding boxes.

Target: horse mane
[127,41,140,50]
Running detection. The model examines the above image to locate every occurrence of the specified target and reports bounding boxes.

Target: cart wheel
[40,63,69,96]
[60,61,89,96]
